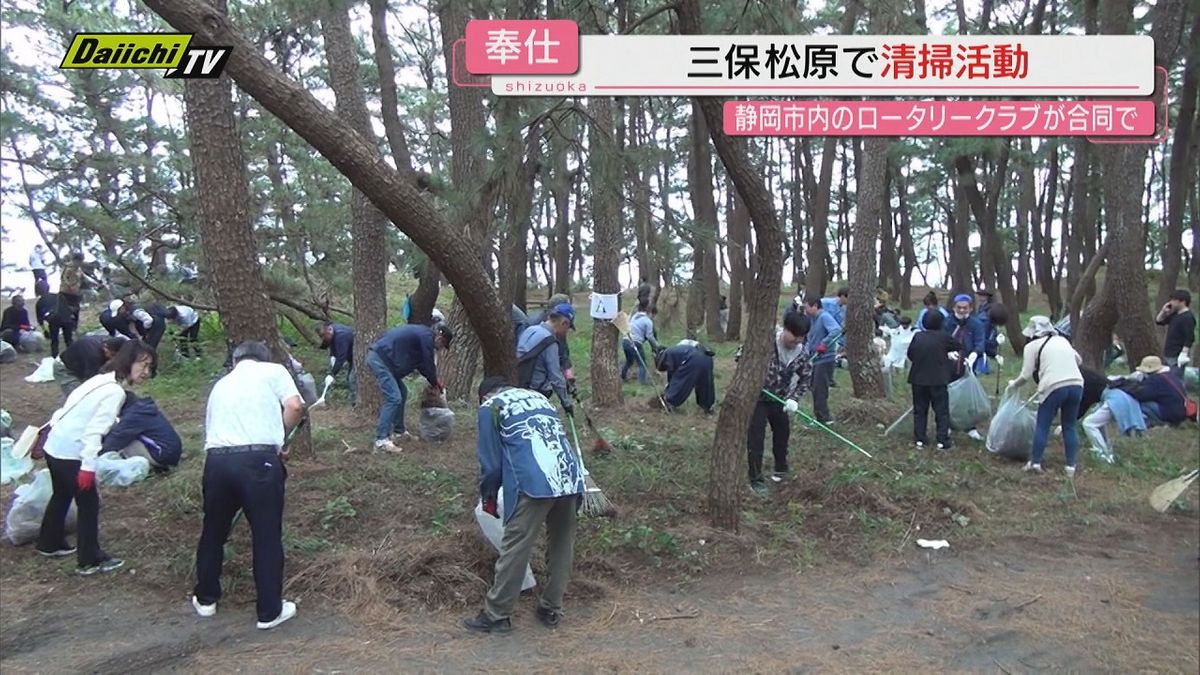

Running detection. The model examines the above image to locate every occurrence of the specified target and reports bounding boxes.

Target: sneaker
[374,439,402,454]
[914,441,926,449]
[1053,426,1063,437]
[463,611,512,634]
[75,558,124,576]
[36,544,77,558]
[750,481,769,497]
[936,442,953,451]
[1022,461,1044,474]
[967,429,984,441]
[770,471,789,483]
[1064,466,1077,478]
[257,600,297,630]
[192,596,216,618]
[392,431,417,443]
[536,606,562,629]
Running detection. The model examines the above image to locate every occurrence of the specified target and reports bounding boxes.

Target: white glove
[947,351,960,362]
[966,353,978,368]
[996,333,1006,345]
[1179,351,1192,366]
[324,374,335,388]
[1005,379,1017,393]
[783,399,799,414]
[995,355,1005,367]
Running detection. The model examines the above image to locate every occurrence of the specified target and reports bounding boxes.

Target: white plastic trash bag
[95,453,151,487]
[24,357,56,384]
[0,341,14,364]
[419,408,455,442]
[948,368,991,431]
[18,331,45,353]
[986,391,1037,461]
[5,469,77,546]
[0,438,34,486]
[474,495,535,592]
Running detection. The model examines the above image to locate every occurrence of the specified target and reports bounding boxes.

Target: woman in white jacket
[35,340,156,575]
[1004,316,1084,476]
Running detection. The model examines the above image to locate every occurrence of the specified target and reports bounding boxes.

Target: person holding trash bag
[1005,316,1084,476]
[191,341,305,630]
[366,323,452,453]
[906,309,960,450]
[35,340,156,575]
[464,376,585,634]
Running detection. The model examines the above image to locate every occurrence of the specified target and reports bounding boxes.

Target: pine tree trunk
[846,139,886,399]
[1158,13,1199,306]
[588,93,624,409]
[551,142,573,295]
[688,104,724,341]
[322,0,388,417]
[181,0,310,454]
[948,169,974,294]
[896,166,917,309]
[724,178,748,340]
[790,140,806,291]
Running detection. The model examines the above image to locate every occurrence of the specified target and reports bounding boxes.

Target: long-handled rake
[613,311,669,409]
[761,389,904,479]
[571,391,614,455]
[1149,469,1199,512]
[567,413,617,517]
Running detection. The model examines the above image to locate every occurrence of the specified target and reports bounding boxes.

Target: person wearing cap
[1005,316,1084,476]
[1081,356,1189,462]
[191,341,306,630]
[464,376,585,634]
[531,294,576,393]
[621,300,660,385]
[1155,289,1195,375]
[945,294,987,377]
[366,323,453,453]
[99,300,138,340]
[653,338,717,415]
[516,303,576,415]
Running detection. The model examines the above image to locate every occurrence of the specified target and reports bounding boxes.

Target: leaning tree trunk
[322,0,388,417]
[846,136,888,399]
[181,0,310,454]
[678,0,787,532]
[143,0,516,380]
[1077,0,1185,369]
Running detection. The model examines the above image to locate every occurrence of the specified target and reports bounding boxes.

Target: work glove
[783,399,799,414]
[482,497,499,518]
[965,353,978,369]
[1005,380,1018,395]
[324,374,335,388]
[1179,351,1192,367]
[76,470,96,492]
[996,333,1007,345]
[816,343,827,354]
[947,351,960,362]
[562,401,574,417]
[995,355,1005,367]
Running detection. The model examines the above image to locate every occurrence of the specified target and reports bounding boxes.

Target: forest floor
[1,298,1197,673]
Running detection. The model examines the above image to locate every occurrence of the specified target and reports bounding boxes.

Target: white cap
[431,308,445,323]
[109,299,124,314]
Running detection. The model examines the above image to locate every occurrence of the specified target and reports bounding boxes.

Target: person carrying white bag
[474,492,536,593]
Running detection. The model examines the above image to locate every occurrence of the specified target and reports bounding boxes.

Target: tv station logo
[59,33,231,79]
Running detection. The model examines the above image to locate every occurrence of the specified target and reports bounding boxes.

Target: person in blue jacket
[804,296,841,424]
[318,322,356,403]
[100,393,183,469]
[515,303,575,415]
[944,294,987,377]
[621,300,660,384]
[366,323,453,453]
[653,339,716,414]
[916,291,951,332]
[464,376,585,634]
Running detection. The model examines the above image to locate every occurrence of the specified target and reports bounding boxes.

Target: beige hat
[1135,355,1169,374]
[108,299,124,314]
[1021,315,1056,338]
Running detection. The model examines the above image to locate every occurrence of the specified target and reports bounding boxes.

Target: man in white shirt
[29,244,48,289]
[192,341,305,631]
[166,305,201,358]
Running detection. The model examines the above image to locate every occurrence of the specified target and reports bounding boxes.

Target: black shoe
[75,558,124,576]
[463,611,511,634]
[536,606,562,629]
[750,481,768,497]
[937,442,953,451]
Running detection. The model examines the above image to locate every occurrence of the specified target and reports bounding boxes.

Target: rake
[761,389,904,479]
[568,413,617,517]
[571,391,614,455]
[613,311,669,409]
[1149,469,1199,513]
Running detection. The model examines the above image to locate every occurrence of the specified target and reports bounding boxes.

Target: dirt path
[2,518,1195,673]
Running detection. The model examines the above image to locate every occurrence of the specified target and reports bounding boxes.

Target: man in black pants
[34,281,72,357]
[742,312,812,496]
[906,310,959,450]
[192,341,305,631]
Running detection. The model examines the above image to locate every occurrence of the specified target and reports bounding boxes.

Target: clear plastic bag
[0,438,34,485]
[95,453,151,487]
[18,331,45,353]
[297,372,318,406]
[474,495,535,591]
[24,357,56,384]
[1,408,11,437]
[0,341,15,364]
[986,391,1036,460]
[5,469,77,546]
[948,368,991,431]
[419,408,455,442]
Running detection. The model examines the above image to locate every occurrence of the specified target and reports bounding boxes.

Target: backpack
[516,335,559,389]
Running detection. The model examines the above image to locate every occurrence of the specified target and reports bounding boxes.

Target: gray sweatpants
[484,494,578,621]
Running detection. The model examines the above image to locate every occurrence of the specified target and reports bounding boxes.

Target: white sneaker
[1022,461,1044,474]
[257,600,297,630]
[192,596,216,618]
[915,441,925,449]
[1053,426,1063,437]
[967,429,984,441]
[392,431,417,443]
[374,439,402,454]
[1064,466,1077,478]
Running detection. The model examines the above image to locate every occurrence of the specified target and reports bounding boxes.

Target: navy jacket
[60,336,108,380]
[1136,372,1189,425]
[327,323,355,376]
[944,314,986,359]
[101,395,183,466]
[371,325,437,384]
[36,294,58,326]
